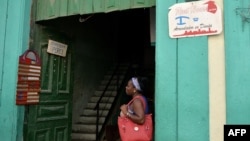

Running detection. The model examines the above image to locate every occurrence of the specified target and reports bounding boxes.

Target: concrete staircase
[71,63,130,141]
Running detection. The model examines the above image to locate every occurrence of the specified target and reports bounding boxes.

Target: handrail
[94,64,120,141]
[94,62,132,141]
[94,64,119,110]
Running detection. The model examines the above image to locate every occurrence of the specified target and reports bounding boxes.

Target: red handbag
[118,96,153,141]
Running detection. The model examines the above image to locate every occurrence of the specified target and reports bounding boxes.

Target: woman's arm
[127,99,145,124]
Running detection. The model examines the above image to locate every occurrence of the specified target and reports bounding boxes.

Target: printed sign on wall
[168,0,222,38]
[47,40,68,57]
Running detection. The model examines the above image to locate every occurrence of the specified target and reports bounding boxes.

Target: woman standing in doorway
[118,76,153,141]
[120,77,149,123]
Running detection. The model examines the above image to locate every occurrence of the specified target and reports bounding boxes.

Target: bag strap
[127,95,146,112]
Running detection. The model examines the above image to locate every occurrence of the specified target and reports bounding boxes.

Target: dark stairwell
[71,63,132,141]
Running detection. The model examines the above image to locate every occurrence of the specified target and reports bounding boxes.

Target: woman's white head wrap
[132,77,141,91]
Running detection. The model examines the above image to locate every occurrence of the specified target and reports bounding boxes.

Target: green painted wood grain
[0,0,31,141]
[155,0,178,140]
[224,0,250,124]
[35,0,156,21]
[0,0,7,106]
[156,0,209,140]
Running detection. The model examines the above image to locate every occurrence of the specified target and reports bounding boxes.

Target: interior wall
[150,7,156,44]
[71,16,117,122]
[113,9,150,65]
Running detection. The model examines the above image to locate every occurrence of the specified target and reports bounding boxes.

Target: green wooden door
[24,27,73,141]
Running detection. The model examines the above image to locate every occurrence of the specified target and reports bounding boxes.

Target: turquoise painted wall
[225,0,250,124]
[155,0,209,140]
[0,0,31,140]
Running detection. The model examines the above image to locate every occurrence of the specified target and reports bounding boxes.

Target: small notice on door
[47,40,68,57]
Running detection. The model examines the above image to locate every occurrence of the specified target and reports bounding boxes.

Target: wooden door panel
[36,101,69,121]
[57,54,71,94]
[31,122,68,141]
[25,27,72,141]
[34,129,50,141]
[40,42,53,93]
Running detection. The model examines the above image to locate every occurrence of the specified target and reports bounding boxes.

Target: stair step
[72,124,102,133]
[78,116,106,124]
[94,91,117,97]
[103,75,126,80]
[71,139,95,141]
[100,79,124,85]
[72,63,130,141]
[90,96,115,103]
[97,85,118,91]
[86,103,112,110]
[71,133,96,141]
[81,109,109,116]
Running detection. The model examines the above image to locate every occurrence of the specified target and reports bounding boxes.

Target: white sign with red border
[168,0,222,38]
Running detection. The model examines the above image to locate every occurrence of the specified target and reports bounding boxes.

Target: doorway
[25,8,155,141]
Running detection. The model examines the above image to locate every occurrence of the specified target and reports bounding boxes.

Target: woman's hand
[120,104,128,115]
